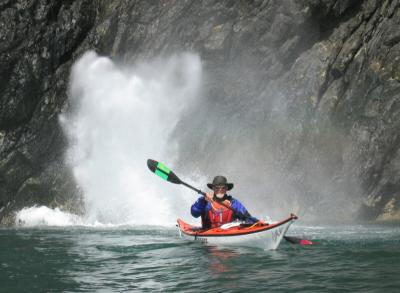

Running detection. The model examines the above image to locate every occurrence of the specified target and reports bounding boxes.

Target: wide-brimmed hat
[207,175,234,191]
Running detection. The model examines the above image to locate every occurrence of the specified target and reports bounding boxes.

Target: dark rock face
[0,0,96,224]
[0,0,399,224]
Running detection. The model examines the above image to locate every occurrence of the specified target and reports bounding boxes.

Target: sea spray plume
[59,51,202,225]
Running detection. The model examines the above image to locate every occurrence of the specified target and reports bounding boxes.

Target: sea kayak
[177,214,297,250]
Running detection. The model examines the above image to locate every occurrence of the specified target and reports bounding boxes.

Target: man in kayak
[191,175,260,229]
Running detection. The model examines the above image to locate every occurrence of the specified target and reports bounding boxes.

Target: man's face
[213,185,227,198]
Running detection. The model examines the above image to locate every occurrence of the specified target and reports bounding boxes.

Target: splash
[16,206,83,227]
[54,51,202,226]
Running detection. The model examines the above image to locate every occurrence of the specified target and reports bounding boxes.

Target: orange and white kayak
[177,214,297,250]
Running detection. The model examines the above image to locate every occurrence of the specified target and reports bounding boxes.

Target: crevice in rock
[314,0,364,42]
[43,0,64,25]
[316,3,382,109]
[0,0,13,10]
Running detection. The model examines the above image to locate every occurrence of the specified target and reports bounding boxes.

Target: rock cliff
[1,0,399,224]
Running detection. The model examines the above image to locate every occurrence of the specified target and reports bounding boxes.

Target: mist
[172,58,363,223]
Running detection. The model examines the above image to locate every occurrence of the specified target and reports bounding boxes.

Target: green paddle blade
[147,159,181,184]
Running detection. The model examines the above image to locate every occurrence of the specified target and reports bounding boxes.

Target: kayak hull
[177,214,297,250]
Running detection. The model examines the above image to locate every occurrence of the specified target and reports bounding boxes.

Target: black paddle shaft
[181,181,206,196]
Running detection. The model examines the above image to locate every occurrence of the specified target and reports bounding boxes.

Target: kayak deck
[178,214,297,237]
[177,214,297,250]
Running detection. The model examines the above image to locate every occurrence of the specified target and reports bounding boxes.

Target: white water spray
[16,206,83,226]
[16,51,202,227]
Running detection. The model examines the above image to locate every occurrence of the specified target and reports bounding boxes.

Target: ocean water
[1,224,399,292]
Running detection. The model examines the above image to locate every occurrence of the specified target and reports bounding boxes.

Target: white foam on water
[15,206,83,227]
[15,205,181,228]
[39,51,203,227]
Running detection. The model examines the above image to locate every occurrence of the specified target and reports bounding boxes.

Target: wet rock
[1,0,400,224]
[0,0,97,224]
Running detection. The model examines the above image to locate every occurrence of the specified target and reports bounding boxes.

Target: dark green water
[1,225,399,292]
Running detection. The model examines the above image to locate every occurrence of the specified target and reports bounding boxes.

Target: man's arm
[231,199,259,223]
[191,196,207,218]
